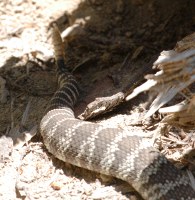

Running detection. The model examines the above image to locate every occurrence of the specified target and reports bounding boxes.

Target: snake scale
[40,24,195,200]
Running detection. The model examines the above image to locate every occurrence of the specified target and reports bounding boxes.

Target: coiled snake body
[40,25,195,200]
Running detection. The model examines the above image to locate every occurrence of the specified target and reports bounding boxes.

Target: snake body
[40,25,195,200]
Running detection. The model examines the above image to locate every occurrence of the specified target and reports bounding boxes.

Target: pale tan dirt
[0,0,195,199]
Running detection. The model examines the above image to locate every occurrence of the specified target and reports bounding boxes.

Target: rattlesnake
[40,24,195,200]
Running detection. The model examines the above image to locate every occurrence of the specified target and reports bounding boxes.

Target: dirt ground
[0,0,195,199]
